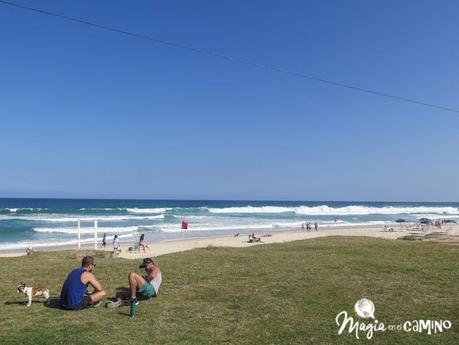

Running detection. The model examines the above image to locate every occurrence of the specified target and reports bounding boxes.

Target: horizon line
[0,196,457,204]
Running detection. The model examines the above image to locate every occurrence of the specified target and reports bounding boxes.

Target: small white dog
[16,283,50,307]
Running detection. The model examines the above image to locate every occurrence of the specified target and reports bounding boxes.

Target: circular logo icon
[354,298,375,319]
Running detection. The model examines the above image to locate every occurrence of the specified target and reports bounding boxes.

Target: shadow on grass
[109,287,154,317]
[118,310,131,317]
[44,298,62,309]
[4,300,44,306]
[110,286,130,301]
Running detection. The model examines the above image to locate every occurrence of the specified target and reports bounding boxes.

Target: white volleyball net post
[77,218,81,249]
[94,220,98,249]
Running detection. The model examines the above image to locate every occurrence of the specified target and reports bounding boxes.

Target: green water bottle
[130,300,137,317]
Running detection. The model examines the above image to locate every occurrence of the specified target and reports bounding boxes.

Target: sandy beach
[117,225,404,259]
[2,224,456,259]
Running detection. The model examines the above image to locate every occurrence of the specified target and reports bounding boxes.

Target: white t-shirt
[151,271,162,293]
[113,238,120,249]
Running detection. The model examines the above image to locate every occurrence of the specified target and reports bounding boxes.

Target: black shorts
[78,295,93,309]
[61,295,92,310]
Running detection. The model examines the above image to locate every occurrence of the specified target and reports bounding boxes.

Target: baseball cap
[139,258,154,268]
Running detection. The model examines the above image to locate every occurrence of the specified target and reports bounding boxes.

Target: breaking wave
[0,208,48,214]
[207,205,459,216]
[126,208,170,214]
[151,220,386,233]
[0,214,164,222]
[0,234,134,251]
[33,226,138,234]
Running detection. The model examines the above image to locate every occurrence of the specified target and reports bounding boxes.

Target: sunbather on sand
[248,233,262,243]
[383,225,395,232]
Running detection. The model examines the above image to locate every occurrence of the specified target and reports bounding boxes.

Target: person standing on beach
[139,233,146,253]
[60,256,106,310]
[113,235,121,253]
[102,233,107,248]
[314,222,318,231]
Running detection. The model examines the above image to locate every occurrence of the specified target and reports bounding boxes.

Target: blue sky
[0,0,458,201]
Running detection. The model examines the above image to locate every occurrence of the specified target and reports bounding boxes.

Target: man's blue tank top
[60,268,88,310]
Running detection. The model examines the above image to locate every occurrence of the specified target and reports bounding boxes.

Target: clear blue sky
[0,0,458,201]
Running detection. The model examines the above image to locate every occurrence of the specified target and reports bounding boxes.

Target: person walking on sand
[106,258,162,308]
[138,233,146,253]
[102,232,107,248]
[113,234,121,253]
[60,256,106,310]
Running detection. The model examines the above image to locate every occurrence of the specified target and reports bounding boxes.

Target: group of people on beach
[301,222,318,231]
[60,255,162,310]
[248,233,262,243]
[434,219,446,228]
[100,233,148,254]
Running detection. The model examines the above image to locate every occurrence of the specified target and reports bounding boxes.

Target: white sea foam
[0,214,164,222]
[79,207,124,211]
[126,208,170,214]
[150,220,387,233]
[33,226,138,234]
[319,220,387,227]
[172,215,210,220]
[154,223,277,233]
[0,234,133,251]
[78,207,168,213]
[293,205,459,216]
[412,214,459,219]
[2,207,47,213]
[208,205,459,216]
[208,206,293,214]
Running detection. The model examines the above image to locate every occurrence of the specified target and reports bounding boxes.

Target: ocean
[0,198,458,251]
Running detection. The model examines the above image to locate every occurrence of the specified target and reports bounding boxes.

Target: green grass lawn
[0,237,457,345]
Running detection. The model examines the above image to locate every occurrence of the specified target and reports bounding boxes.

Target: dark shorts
[78,295,93,309]
[61,295,92,310]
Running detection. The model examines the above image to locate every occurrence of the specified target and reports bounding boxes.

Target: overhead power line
[1,0,458,113]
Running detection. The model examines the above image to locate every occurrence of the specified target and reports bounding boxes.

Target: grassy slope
[0,237,457,345]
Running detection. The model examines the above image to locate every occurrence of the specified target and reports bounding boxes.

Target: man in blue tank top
[60,256,106,310]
